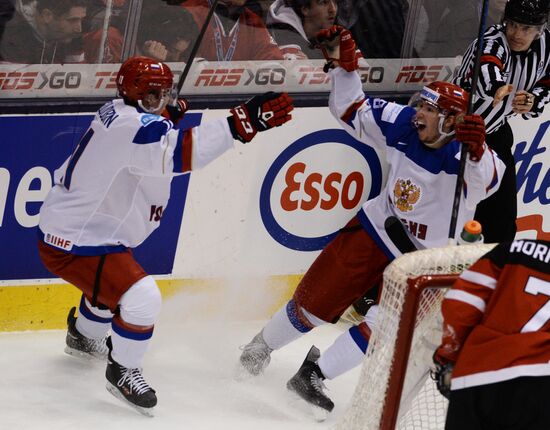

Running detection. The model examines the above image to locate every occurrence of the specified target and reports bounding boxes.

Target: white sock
[111,317,153,369]
[75,296,113,340]
[262,300,327,350]
[318,329,366,380]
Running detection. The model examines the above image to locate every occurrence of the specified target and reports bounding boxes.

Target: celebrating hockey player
[433,239,550,429]
[238,26,505,416]
[37,56,293,416]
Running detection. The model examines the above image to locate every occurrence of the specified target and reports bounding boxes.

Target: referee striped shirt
[453,24,550,134]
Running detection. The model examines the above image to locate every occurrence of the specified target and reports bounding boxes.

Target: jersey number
[521,276,550,333]
[63,128,94,190]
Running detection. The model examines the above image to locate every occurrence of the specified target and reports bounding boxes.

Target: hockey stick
[447,0,490,245]
[175,0,220,95]
[385,216,419,254]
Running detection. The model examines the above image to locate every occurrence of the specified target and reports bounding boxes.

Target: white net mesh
[336,243,496,430]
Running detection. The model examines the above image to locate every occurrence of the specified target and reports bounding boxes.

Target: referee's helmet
[504,0,549,26]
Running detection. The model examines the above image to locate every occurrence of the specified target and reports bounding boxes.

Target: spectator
[267,0,337,60]
[81,0,127,63]
[136,2,199,63]
[453,0,550,243]
[433,239,550,430]
[0,0,86,64]
[84,1,199,64]
[183,0,284,61]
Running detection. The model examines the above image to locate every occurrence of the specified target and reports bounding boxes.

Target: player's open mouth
[413,118,426,131]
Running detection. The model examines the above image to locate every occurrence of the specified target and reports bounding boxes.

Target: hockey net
[336,243,496,430]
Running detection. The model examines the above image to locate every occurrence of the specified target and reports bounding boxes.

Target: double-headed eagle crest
[393,178,421,212]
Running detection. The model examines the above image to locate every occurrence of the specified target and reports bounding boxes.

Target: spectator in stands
[84,1,199,64]
[0,0,86,63]
[183,0,284,61]
[81,0,127,63]
[267,0,338,59]
[433,239,550,430]
[136,3,199,63]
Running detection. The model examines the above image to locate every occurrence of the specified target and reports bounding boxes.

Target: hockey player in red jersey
[37,56,293,416]
[434,239,550,430]
[238,26,505,417]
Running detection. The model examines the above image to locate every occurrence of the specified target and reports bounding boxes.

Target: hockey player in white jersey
[238,26,505,417]
[37,56,293,416]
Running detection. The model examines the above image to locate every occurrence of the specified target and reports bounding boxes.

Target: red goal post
[336,243,496,430]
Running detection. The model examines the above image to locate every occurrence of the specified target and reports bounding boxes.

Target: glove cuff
[228,106,257,143]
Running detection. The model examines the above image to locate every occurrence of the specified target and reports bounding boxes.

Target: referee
[453,0,550,243]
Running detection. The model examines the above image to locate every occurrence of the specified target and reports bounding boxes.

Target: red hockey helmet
[116,56,174,103]
[420,81,469,114]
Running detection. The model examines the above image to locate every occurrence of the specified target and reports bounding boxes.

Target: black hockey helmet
[504,0,549,25]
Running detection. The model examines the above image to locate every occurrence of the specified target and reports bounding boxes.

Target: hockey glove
[163,98,189,126]
[310,25,359,72]
[431,353,454,400]
[455,114,486,162]
[228,92,294,143]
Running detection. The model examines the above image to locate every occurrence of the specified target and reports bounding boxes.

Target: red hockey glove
[228,92,294,143]
[163,98,189,126]
[310,25,359,72]
[455,114,486,162]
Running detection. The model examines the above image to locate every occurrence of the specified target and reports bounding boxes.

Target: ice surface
[1,292,360,430]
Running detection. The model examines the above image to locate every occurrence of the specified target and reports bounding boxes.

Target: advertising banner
[0,58,459,98]
[0,114,196,281]
[1,107,550,283]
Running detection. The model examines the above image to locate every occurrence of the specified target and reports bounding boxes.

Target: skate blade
[311,405,329,422]
[233,362,264,381]
[64,346,106,361]
[287,390,330,422]
[106,382,155,417]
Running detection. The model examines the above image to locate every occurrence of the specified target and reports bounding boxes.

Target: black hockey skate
[239,330,273,375]
[287,345,334,420]
[106,352,157,417]
[65,307,110,360]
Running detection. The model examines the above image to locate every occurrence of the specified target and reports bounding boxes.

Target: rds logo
[260,129,382,251]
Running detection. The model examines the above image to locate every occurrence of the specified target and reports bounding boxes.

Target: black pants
[446,376,550,430]
[474,122,517,243]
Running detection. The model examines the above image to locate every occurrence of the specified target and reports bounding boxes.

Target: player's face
[505,19,543,51]
[414,101,445,146]
[303,0,338,33]
[44,6,87,42]
[142,88,173,114]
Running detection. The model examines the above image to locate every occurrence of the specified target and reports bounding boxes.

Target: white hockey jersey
[39,99,234,255]
[328,68,505,258]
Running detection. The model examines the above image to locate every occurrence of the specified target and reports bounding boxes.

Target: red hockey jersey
[435,239,550,390]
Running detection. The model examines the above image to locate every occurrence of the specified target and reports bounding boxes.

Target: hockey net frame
[336,243,496,430]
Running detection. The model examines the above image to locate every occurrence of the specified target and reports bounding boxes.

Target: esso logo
[260,130,382,251]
